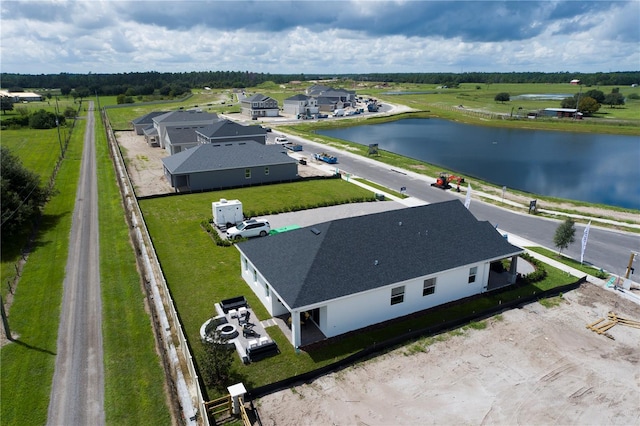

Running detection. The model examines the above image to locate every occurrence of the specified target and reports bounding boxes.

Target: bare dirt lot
[256,284,640,426]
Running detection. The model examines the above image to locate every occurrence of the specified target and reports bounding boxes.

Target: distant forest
[1,71,639,95]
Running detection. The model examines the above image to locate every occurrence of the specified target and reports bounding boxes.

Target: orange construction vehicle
[431,172,465,191]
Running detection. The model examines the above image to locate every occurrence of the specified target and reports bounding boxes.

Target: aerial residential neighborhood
[2,2,640,426]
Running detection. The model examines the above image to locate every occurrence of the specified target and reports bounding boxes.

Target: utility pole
[55,96,64,156]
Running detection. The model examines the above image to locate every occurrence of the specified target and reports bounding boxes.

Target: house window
[468,266,478,284]
[265,284,270,297]
[423,277,436,296]
[264,166,269,175]
[245,168,251,179]
[242,257,248,272]
[253,269,257,283]
[390,286,405,305]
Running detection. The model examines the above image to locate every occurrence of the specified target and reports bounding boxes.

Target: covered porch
[270,312,327,348]
[487,254,532,291]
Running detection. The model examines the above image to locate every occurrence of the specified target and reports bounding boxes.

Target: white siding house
[236,200,523,348]
[283,94,319,117]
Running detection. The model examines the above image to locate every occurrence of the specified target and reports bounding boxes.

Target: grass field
[0,114,84,425]
[95,110,172,424]
[105,91,233,130]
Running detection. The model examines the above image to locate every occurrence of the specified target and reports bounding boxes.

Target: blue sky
[1,0,638,75]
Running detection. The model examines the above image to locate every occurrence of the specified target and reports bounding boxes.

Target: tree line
[1,71,638,94]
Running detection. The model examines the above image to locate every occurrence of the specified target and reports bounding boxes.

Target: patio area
[204,299,329,363]
[206,302,280,363]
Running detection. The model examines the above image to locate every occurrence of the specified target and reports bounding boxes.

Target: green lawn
[0,115,84,425]
[370,83,640,135]
[0,128,64,179]
[95,111,171,424]
[0,127,69,296]
[105,91,235,130]
[526,246,609,279]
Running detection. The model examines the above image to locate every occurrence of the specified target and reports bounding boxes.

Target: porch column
[291,310,302,348]
[509,255,518,284]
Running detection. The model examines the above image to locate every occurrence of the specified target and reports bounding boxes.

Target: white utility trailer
[212,199,243,228]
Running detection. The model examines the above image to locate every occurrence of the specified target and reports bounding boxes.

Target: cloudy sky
[1,0,638,75]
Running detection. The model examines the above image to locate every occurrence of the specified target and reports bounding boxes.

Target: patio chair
[239,311,251,325]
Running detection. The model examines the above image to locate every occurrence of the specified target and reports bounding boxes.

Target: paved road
[278,134,639,277]
[48,101,105,425]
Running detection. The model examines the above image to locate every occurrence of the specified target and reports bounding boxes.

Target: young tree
[1,147,50,241]
[200,330,234,390]
[494,92,510,103]
[553,218,576,256]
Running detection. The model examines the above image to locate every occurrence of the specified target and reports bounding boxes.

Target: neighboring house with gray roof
[162,141,298,192]
[283,94,319,117]
[165,126,208,154]
[316,96,339,112]
[236,200,523,347]
[306,85,356,105]
[196,120,267,145]
[131,111,167,135]
[240,93,279,118]
[151,110,219,152]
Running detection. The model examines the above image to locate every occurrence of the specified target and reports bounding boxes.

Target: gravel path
[47,102,105,425]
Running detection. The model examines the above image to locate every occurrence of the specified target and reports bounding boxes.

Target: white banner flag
[464,184,472,209]
[580,221,591,264]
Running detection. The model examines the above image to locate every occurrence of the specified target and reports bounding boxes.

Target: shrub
[519,253,547,284]
[200,220,232,247]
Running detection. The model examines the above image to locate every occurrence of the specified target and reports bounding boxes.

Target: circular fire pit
[217,323,239,340]
[200,317,239,343]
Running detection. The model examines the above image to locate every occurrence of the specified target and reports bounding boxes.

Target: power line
[0,181,42,228]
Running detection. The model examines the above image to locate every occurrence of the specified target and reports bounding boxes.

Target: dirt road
[257,284,640,425]
[47,102,105,425]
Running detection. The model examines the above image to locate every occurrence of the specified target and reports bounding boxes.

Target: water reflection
[317,118,640,209]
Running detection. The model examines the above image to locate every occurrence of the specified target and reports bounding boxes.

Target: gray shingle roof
[196,120,266,139]
[166,126,206,145]
[237,200,522,309]
[244,93,272,102]
[284,94,310,102]
[162,141,297,174]
[154,110,218,124]
[132,111,167,125]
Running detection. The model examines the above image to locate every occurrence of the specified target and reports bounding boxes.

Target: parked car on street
[275,136,288,144]
[226,219,271,240]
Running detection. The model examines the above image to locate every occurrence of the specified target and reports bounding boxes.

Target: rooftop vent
[374,260,379,266]
[310,227,321,235]
[398,221,402,226]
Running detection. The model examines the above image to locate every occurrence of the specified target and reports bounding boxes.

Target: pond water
[317,118,640,209]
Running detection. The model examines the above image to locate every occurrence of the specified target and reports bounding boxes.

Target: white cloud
[1,0,638,74]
